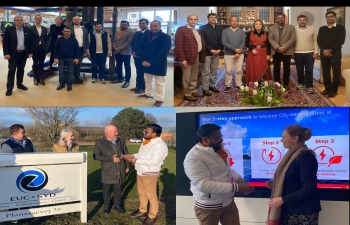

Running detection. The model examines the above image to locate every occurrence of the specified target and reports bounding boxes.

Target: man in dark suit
[268,13,296,92]
[30,14,48,86]
[69,16,89,81]
[199,13,223,96]
[3,15,33,96]
[174,14,206,101]
[130,18,151,94]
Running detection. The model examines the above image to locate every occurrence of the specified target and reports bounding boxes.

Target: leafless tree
[145,113,158,124]
[22,107,83,143]
[100,114,113,126]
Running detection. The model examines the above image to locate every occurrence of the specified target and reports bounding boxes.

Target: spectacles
[143,130,153,134]
[209,135,223,140]
[276,17,284,20]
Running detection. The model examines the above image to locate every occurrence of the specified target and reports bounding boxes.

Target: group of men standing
[2,15,171,107]
[174,10,346,102]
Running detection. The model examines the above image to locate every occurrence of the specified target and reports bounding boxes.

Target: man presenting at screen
[183,123,255,225]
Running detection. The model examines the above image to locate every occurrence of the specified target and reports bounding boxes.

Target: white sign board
[0,152,87,223]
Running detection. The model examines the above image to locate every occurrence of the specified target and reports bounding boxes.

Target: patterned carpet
[177,67,335,107]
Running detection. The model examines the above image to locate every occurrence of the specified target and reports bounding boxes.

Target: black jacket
[3,26,33,58]
[198,23,223,56]
[282,150,322,215]
[93,136,130,184]
[30,25,48,52]
[1,139,35,153]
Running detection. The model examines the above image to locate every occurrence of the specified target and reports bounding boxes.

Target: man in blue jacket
[54,27,79,91]
[137,20,171,107]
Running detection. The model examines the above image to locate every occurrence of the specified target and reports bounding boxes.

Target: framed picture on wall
[327,6,345,26]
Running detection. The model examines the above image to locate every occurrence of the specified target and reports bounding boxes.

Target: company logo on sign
[16,169,48,193]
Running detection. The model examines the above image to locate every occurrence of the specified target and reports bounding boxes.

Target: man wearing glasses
[183,124,255,225]
[54,27,80,91]
[123,124,168,225]
[268,13,296,92]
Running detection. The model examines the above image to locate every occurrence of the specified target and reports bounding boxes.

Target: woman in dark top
[48,16,66,69]
[245,19,272,84]
[266,125,321,225]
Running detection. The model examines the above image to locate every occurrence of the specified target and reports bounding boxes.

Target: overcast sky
[0,107,176,128]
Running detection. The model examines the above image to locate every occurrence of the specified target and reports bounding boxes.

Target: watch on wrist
[329,49,332,53]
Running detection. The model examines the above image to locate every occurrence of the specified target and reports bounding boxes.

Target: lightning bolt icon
[319,149,326,161]
[268,151,274,161]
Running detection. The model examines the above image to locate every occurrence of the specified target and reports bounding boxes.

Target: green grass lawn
[0,144,176,225]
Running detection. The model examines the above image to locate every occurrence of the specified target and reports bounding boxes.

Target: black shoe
[122,81,130,88]
[34,79,39,85]
[57,84,65,90]
[67,85,72,91]
[39,79,45,85]
[5,89,12,96]
[17,84,28,90]
[110,79,124,83]
[283,84,290,92]
[103,208,109,215]
[131,211,148,219]
[321,90,329,95]
[113,206,125,214]
[130,87,139,91]
[328,92,337,98]
[143,216,156,225]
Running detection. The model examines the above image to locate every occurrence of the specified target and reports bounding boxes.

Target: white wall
[173,6,209,30]
[177,195,349,225]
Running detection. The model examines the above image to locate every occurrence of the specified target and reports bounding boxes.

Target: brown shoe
[192,92,204,97]
[209,86,220,93]
[203,89,212,96]
[131,211,148,219]
[143,217,157,225]
[224,87,231,93]
[184,96,198,101]
[153,101,164,107]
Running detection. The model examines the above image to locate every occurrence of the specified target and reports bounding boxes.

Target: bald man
[69,16,89,81]
[175,14,206,102]
[93,124,130,215]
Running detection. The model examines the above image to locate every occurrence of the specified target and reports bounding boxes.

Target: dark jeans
[320,51,342,93]
[273,52,292,85]
[73,47,85,78]
[103,183,122,208]
[115,54,131,82]
[58,58,74,85]
[134,57,145,89]
[294,52,315,88]
[6,51,28,90]
[91,53,107,80]
[49,46,55,68]
[32,46,47,80]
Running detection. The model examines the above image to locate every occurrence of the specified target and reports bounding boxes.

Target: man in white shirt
[70,16,89,81]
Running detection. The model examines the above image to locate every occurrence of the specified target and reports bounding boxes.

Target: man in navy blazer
[3,15,33,96]
[30,14,48,86]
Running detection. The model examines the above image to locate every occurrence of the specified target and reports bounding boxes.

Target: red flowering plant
[239,80,289,106]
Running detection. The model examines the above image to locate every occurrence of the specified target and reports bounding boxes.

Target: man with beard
[123,124,168,225]
[111,20,134,88]
[268,13,296,92]
[69,16,89,82]
[1,124,37,153]
[183,124,255,225]
[93,125,130,215]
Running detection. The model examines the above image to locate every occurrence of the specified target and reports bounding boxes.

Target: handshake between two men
[113,154,136,163]
[237,181,255,195]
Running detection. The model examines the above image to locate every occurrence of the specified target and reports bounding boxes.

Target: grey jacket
[113,28,134,55]
[93,136,130,184]
[69,25,89,54]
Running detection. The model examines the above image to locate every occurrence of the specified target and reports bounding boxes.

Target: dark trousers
[103,183,122,208]
[73,47,85,78]
[49,46,55,68]
[32,46,47,80]
[115,54,131,81]
[6,51,28,90]
[273,52,292,85]
[134,57,145,90]
[91,53,107,80]
[320,51,342,93]
[294,52,315,88]
[58,58,74,86]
